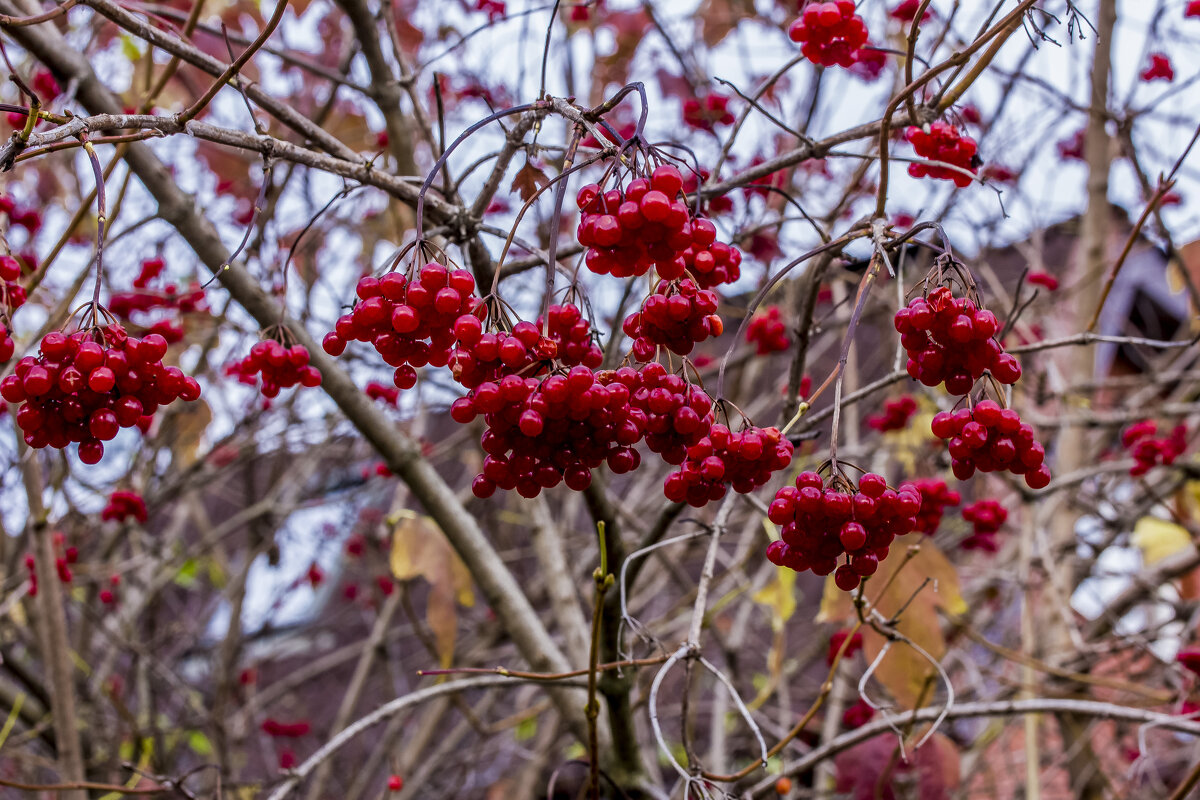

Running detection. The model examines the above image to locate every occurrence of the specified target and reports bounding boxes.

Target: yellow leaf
[1132,516,1193,565]
[752,566,798,632]
[389,516,476,667]
[816,535,965,708]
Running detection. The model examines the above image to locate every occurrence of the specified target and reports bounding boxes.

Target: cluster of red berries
[109,283,207,319]
[746,306,790,354]
[1141,54,1174,82]
[324,266,485,390]
[1189,0,1200,17]
[665,424,793,507]
[905,122,979,187]
[867,395,917,432]
[849,46,888,81]
[961,499,1007,551]
[630,363,715,464]
[622,278,723,360]
[788,1,869,68]
[454,366,644,498]
[449,305,603,388]
[576,166,742,287]
[931,400,1051,488]
[904,478,961,535]
[683,94,735,132]
[767,472,922,590]
[894,287,1020,394]
[1,324,201,463]
[1123,420,1187,476]
[101,490,148,523]
[226,340,322,397]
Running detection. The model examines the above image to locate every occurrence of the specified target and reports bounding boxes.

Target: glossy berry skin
[576,166,743,287]
[387,775,404,792]
[664,424,793,508]
[226,340,321,397]
[788,0,869,68]
[3,324,200,463]
[905,122,979,187]
[903,478,961,535]
[767,471,921,584]
[449,304,602,390]
[894,286,1018,394]
[930,401,1051,489]
[323,266,485,392]
[622,279,723,359]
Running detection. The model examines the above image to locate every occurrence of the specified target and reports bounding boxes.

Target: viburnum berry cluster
[1122,420,1187,476]
[767,471,922,590]
[931,400,1051,489]
[1,324,201,463]
[827,629,863,664]
[452,366,643,498]
[575,164,741,286]
[905,122,979,187]
[745,306,790,354]
[866,395,917,432]
[24,532,78,597]
[101,490,148,523]
[894,286,1019,394]
[904,478,961,535]
[226,339,322,397]
[324,265,485,390]
[631,363,715,465]
[665,424,793,507]
[961,499,1008,551]
[622,278,723,360]
[449,305,603,388]
[788,1,869,68]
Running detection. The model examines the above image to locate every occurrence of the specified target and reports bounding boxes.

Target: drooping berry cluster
[133,257,166,288]
[101,490,148,523]
[449,305,602,388]
[787,1,869,68]
[454,366,644,498]
[575,165,742,287]
[890,0,931,22]
[226,340,322,397]
[665,424,793,507]
[961,499,1007,551]
[867,395,917,432]
[767,472,922,590]
[894,286,1020,394]
[1,324,201,463]
[827,629,863,664]
[622,278,723,360]
[931,400,1050,489]
[24,532,78,597]
[1123,420,1187,476]
[366,380,400,406]
[683,94,735,132]
[903,478,961,535]
[630,363,715,464]
[324,265,485,390]
[905,122,979,187]
[745,306,790,354]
